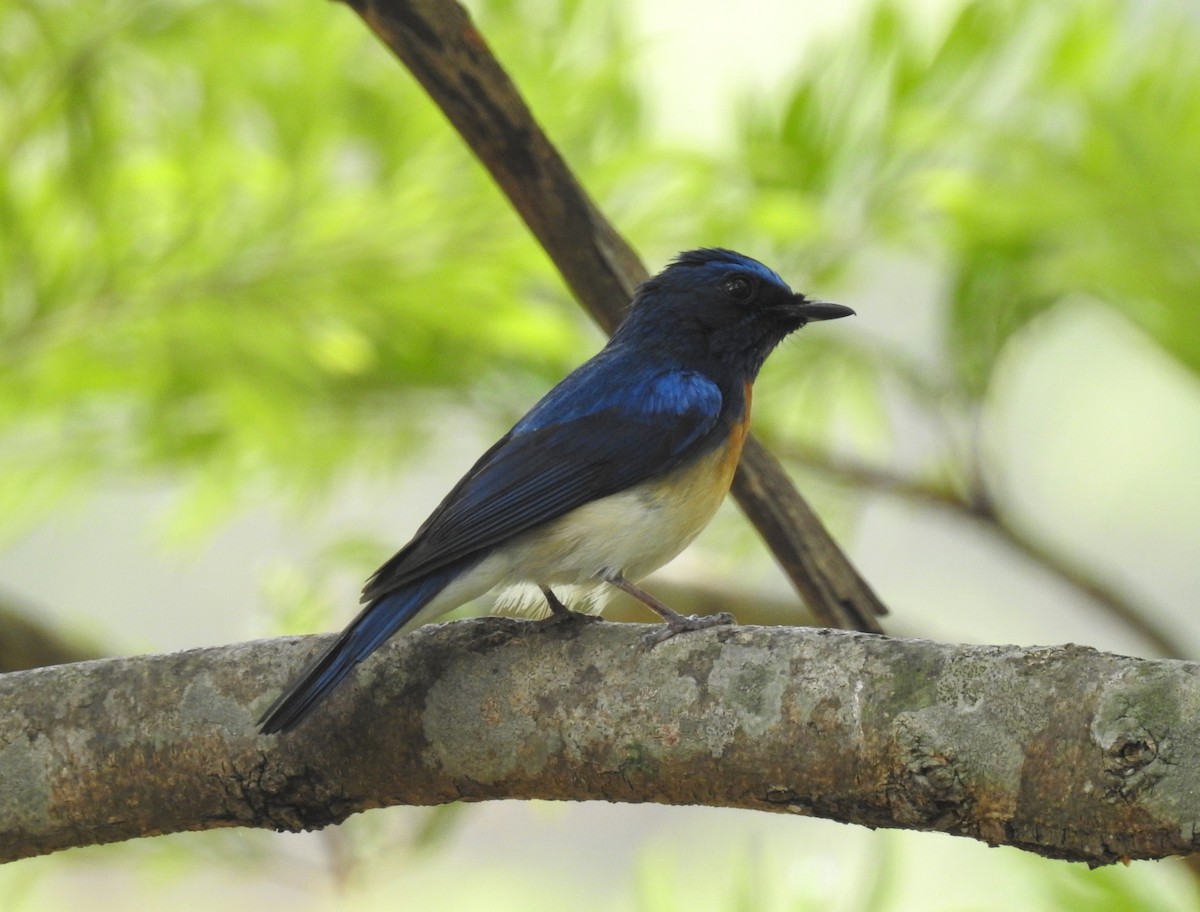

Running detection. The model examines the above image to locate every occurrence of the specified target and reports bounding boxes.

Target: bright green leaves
[0,0,610,525]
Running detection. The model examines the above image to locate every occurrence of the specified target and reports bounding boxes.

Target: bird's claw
[644,611,736,646]
[534,609,603,630]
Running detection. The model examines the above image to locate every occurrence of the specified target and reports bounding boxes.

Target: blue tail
[258,560,471,734]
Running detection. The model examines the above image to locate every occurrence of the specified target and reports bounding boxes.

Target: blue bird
[258,249,854,733]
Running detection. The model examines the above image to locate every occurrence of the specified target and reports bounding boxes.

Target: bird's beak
[790,296,856,323]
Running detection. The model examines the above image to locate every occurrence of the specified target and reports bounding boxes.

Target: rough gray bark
[2,619,1197,865]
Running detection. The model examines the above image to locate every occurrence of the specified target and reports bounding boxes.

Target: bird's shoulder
[512,344,728,436]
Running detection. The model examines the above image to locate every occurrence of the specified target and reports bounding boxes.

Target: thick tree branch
[341,0,886,632]
[3,620,1198,865]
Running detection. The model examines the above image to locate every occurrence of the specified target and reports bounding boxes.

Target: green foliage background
[1,0,1199,907]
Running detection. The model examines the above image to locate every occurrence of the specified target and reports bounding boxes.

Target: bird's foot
[533,608,603,630]
[534,585,604,629]
[597,570,736,645]
[644,610,736,646]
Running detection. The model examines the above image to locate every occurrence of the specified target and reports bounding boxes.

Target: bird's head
[618,248,854,380]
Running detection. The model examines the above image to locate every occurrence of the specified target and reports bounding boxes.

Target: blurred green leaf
[1038,856,1200,912]
[0,0,633,529]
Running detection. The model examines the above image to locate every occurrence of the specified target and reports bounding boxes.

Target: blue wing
[362,351,726,602]
[259,353,727,734]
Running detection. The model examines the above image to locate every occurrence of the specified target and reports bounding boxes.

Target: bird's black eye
[722,275,754,301]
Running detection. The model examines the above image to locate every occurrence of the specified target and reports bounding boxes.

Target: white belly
[400,438,744,626]
[506,466,729,584]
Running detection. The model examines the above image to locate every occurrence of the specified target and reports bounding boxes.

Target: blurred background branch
[784,442,1183,658]
[0,592,100,671]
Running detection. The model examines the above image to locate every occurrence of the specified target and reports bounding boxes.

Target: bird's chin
[769,309,813,336]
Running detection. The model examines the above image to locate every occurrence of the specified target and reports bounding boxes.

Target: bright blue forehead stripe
[671,248,789,291]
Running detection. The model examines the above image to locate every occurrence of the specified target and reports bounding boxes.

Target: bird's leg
[542,585,573,618]
[534,585,602,628]
[600,570,735,645]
